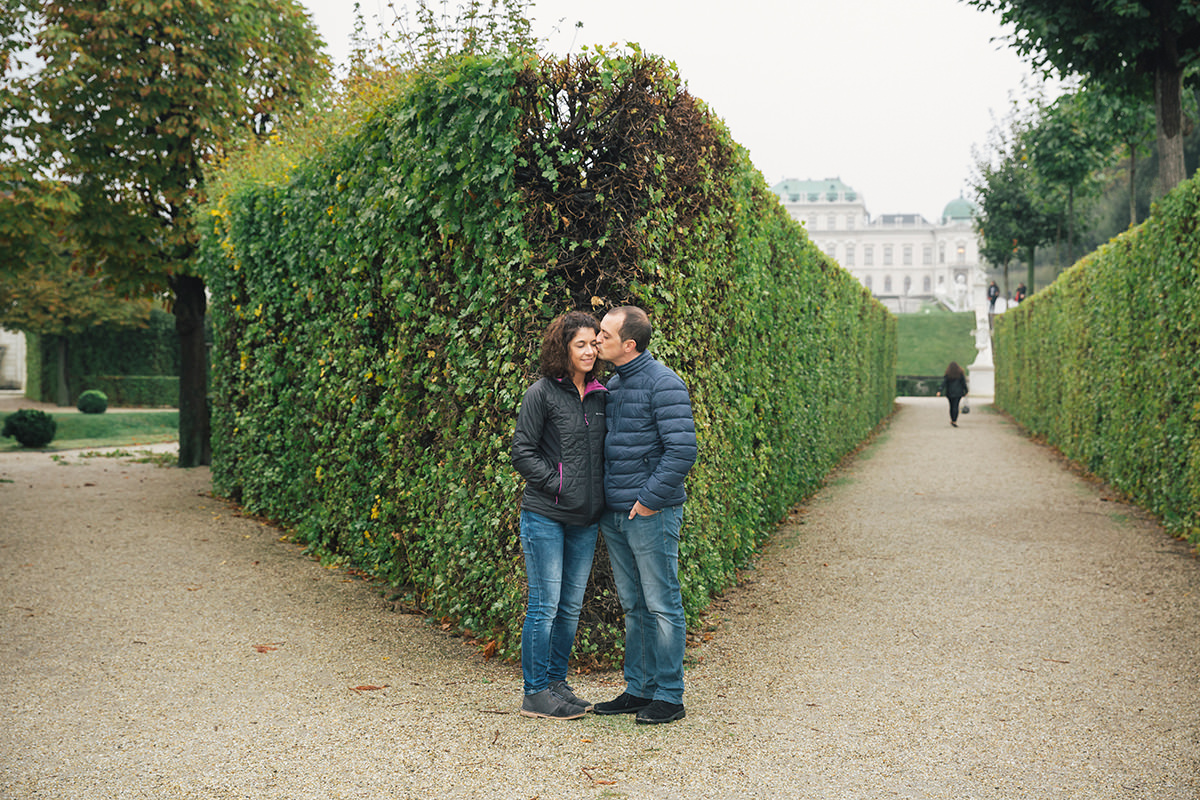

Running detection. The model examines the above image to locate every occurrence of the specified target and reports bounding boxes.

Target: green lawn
[896,309,978,376]
[1,410,179,451]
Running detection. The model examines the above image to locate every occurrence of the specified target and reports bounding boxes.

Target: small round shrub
[77,390,109,414]
[1,409,57,448]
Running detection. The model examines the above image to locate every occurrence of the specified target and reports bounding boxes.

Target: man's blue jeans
[519,510,598,695]
[600,506,686,704]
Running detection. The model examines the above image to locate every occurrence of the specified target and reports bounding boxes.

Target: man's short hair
[614,306,651,352]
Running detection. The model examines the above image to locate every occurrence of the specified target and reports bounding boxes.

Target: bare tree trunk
[1067,184,1075,266]
[1154,63,1186,198]
[1054,219,1063,272]
[173,274,210,467]
[1026,247,1036,296]
[1128,142,1138,227]
[55,336,69,407]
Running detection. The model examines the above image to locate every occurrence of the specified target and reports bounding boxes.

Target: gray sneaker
[549,680,592,711]
[520,689,585,720]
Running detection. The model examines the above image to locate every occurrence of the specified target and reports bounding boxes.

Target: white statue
[953,273,970,311]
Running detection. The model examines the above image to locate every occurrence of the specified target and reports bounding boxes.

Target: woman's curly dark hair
[540,311,601,381]
[944,361,965,381]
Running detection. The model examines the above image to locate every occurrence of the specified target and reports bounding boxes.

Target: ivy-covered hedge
[201,51,895,661]
[994,175,1200,545]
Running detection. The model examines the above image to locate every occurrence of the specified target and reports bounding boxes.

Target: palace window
[845,245,856,266]
[903,245,912,266]
[883,245,893,266]
[884,275,892,292]
[864,245,874,266]
[923,245,933,265]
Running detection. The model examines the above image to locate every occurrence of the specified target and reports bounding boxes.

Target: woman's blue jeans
[599,505,686,704]
[519,510,598,695]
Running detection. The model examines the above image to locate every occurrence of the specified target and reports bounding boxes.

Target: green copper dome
[942,196,976,222]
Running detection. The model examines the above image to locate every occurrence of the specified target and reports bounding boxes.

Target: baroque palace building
[769,177,984,314]
[0,327,24,391]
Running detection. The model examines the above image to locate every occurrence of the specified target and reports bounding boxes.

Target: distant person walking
[987,280,1000,312]
[510,311,607,720]
[1014,282,1028,304]
[937,361,969,427]
[592,306,697,725]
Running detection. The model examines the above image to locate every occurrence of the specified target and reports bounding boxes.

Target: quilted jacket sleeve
[640,370,698,510]
[511,381,558,493]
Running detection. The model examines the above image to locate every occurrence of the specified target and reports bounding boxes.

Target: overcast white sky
[300,0,1049,222]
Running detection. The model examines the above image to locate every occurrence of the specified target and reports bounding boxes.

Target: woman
[510,311,607,720]
[938,361,969,427]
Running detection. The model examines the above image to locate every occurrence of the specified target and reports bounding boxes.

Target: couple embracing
[510,306,697,725]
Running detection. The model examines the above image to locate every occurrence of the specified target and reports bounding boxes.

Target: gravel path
[2,397,1198,799]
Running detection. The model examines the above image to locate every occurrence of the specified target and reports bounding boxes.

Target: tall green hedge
[26,308,182,405]
[994,175,1200,545]
[201,51,895,660]
[24,331,43,400]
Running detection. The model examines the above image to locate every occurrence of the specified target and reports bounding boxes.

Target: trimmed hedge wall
[24,331,43,401]
[79,375,179,407]
[202,51,896,660]
[897,375,944,397]
[26,309,181,405]
[994,174,1200,545]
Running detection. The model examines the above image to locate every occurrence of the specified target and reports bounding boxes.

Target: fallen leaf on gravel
[581,767,616,786]
[351,684,388,692]
[252,643,281,653]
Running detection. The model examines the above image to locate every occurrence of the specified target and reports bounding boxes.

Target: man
[987,280,1000,312]
[592,306,697,725]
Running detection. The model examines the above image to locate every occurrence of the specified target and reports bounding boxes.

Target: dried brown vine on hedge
[512,54,731,311]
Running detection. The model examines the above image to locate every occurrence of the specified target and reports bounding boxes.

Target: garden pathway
[2,396,1198,799]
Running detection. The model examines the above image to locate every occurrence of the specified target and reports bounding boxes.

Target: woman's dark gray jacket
[940,374,969,399]
[511,376,607,526]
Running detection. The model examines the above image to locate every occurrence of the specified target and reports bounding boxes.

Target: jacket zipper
[554,380,605,512]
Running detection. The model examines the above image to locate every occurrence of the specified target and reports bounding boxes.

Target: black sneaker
[635,700,686,725]
[549,680,592,711]
[592,691,653,715]
[520,689,585,720]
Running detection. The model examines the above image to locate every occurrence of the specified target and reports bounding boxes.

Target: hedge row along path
[2,396,1197,799]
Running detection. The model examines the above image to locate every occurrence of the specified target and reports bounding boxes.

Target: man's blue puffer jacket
[603,350,697,512]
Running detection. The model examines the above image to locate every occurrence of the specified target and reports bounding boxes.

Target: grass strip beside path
[1,410,179,452]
